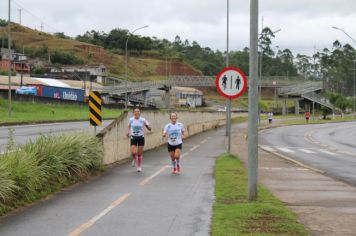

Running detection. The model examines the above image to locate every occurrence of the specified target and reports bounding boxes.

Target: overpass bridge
[100,75,329,109]
[278,81,333,115]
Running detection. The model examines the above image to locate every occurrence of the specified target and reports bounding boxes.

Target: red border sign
[215,67,248,99]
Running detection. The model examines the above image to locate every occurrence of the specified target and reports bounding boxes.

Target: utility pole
[225,0,232,154]
[248,0,259,201]
[8,0,12,117]
[18,8,22,25]
[40,22,43,32]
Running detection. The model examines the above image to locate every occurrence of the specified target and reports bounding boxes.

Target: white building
[50,64,107,84]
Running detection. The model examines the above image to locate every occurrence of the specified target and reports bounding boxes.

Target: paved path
[0,127,225,236]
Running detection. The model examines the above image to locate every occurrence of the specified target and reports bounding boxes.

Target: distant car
[15,86,38,96]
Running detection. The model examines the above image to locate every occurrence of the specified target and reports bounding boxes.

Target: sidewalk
[231,125,356,236]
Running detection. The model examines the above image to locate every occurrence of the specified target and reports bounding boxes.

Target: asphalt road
[260,121,356,186]
[0,126,226,236]
[0,120,112,153]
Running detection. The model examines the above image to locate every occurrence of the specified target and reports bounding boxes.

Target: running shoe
[172,167,177,174]
[137,167,142,172]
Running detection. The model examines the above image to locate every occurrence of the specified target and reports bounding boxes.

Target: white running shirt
[164,122,185,146]
[128,117,149,137]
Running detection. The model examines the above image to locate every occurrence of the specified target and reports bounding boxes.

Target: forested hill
[0,18,355,96]
[75,27,356,95]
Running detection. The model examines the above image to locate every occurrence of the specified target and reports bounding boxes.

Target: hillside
[0,23,201,81]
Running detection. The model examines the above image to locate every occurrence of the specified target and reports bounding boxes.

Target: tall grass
[0,133,104,215]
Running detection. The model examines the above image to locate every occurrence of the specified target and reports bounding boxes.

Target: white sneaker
[137,167,142,172]
[131,159,135,167]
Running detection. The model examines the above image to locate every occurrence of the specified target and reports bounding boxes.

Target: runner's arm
[126,124,131,137]
[144,119,152,131]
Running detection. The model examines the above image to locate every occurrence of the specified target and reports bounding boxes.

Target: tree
[259,27,276,57]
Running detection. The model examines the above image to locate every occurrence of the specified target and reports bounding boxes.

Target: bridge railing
[302,92,333,110]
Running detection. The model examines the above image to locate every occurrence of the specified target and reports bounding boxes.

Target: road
[0,126,226,236]
[0,121,112,153]
[260,121,356,186]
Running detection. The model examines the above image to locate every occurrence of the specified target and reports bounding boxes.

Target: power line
[12,0,61,33]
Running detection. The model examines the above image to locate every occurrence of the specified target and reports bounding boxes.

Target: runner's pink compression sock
[135,155,139,167]
[137,155,143,167]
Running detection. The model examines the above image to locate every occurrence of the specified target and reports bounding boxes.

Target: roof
[172,86,203,95]
[0,75,103,90]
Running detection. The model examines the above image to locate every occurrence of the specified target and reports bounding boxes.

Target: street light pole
[353,60,355,119]
[332,26,356,119]
[248,0,259,201]
[225,0,232,154]
[124,25,149,109]
[8,0,12,117]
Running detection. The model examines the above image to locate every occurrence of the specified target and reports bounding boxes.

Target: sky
[0,0,355,56]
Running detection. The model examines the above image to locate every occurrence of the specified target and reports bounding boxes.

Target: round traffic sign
[215,67,248,99]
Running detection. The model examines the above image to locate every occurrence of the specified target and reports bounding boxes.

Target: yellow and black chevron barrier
[89,91,102,126]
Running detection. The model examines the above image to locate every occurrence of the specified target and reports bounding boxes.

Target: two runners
[127,107,151,172]
[162,112,185,174]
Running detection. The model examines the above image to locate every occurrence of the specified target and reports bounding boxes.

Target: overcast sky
[1,0,355,55]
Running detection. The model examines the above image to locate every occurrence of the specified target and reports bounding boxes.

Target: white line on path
[200,139,208,144]
[299,149,316,154]
[318,149,338,156]
[181,152,189,158]
[190,145,200,151]
[277,147,294,153]
[67,193,131,236]
[139,165,170,186]
[260,146,275,152]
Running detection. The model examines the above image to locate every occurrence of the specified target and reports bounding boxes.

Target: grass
[0,99,122,124]
[259,114,356,127]
[0,133,104,216]
[212,154,307,236]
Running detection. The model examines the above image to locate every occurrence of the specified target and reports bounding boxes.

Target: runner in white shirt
[162,112,185,174]
[126,107,151,172]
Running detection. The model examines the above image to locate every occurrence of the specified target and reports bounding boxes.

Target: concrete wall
[98,111,234,165]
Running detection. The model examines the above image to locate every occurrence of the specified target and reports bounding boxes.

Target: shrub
[0,133,104,214]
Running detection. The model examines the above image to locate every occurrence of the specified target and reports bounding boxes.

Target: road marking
[338,150,355,156]
[68,193,131,236]
[200,139,208,144]
[139,165,170,186]
[299,149,316,154]
[190,145,199,151]
[261,167,308,171]
[318,149,337,156]
[260,146,275,152]
[277,147,294,153]
[181,152,189,158]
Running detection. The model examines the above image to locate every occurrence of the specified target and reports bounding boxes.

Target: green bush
[51,51,84,65]
[0,133,103,214]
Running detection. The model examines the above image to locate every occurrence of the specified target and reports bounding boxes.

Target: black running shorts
[168,143,182,152]
[131,136,145,146]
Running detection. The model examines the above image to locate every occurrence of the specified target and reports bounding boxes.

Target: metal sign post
[215,67,248,153]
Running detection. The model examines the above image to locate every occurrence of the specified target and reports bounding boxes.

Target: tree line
[74,27,356,95]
